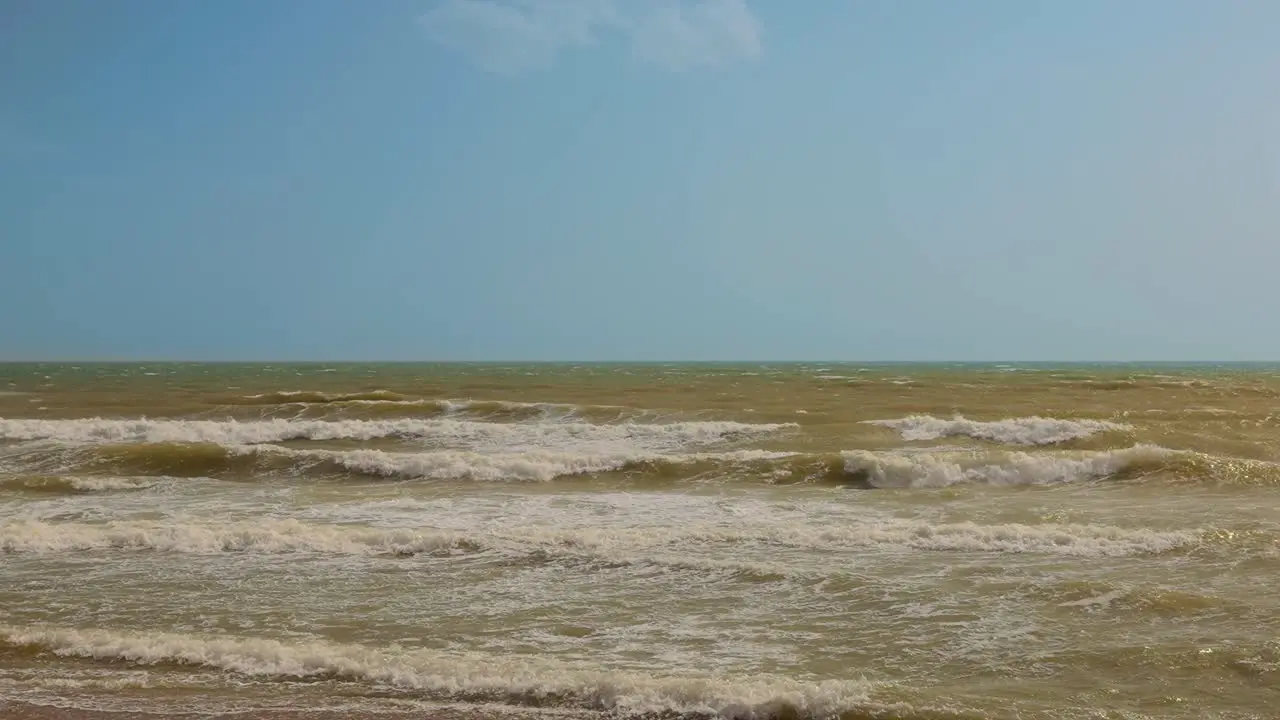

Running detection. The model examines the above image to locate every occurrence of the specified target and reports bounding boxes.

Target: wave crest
[55,443,789,483]
[1,516,1199,558]
[0,475,154,495]
[866,415,1129,445]
[841,445,1174,488]
[238,390,413,404]
[0,625,873,718]
[11,441,1272,487]
[0,417,795,452]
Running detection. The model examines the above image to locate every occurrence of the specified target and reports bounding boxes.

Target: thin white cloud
[418,0,619,75]
[630,0,761,70]
[418,0,761,75]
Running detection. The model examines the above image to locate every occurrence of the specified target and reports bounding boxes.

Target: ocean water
[2,362,1280,719]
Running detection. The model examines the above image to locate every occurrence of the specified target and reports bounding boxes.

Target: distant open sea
[3,362,1280,719]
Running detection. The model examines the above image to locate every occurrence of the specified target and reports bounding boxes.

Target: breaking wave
[275,447,794,483]
[0,625,873,719]
[238,390,414,404]
[0,417,795,452]
[0,475,154,495]
[0,516,1200,559]
[47,443,789,482]
[841,445,1175,488]
[231,393,632,419]
[866,415,1129,445]
[7,441,1271,486]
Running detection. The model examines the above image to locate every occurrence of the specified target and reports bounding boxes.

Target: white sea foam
[287,447,647,482]
[0,518,465,555]
[866,415,1129,445]
[0,476,155,493]
[500,519,1195,558]
[66,477,155,491]
[841,445,1173,488]
[0,417,795,452]
[268,446,794,482]
[804,519,1195,556]
[0,515,1196,558]
[0,625,872,718]
[242,390,410,403]
[242,391,622,416]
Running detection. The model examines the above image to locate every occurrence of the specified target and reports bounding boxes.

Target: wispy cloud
[630,0,761,70]
[418,0,761,75]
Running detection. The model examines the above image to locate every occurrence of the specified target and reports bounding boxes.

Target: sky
[2,0,1278,362]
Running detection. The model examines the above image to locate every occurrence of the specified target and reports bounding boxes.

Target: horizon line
[2,359,1279,365]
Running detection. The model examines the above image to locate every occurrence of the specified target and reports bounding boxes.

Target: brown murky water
[3,363,1279,719]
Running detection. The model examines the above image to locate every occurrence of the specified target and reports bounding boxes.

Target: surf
[0,624,875,719]
[1,515,1200,558]
[865,415,1130,445]
[0,416,798,452]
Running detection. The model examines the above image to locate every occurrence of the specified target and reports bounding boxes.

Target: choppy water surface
[3,362,1280,719]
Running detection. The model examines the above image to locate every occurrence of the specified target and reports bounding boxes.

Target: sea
[2,362,1279,720]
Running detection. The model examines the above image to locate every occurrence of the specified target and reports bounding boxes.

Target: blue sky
[2,0,1278,361]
